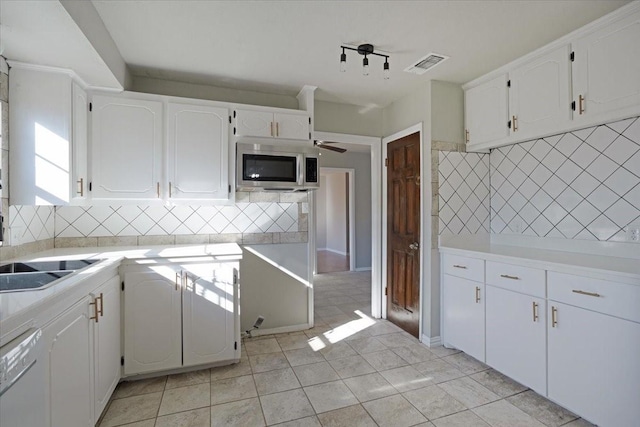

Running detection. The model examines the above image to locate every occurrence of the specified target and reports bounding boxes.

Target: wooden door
[442,275,485,361]
[386,133,420,337]
[465,74,509,147]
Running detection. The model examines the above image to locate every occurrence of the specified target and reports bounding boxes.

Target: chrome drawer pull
[551,306,558,327]
[453,265,467,269]
[475,286,481,303]
[532,301,539,322]
[572,289,601,298]
[500,274,520,280]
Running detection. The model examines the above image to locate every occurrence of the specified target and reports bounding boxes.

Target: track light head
[340,44,389,79]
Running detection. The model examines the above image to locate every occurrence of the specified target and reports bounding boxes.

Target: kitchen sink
[0,259,102,292]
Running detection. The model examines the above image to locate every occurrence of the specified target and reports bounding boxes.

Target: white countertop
[439,234,640,284]
[0,243,242,344]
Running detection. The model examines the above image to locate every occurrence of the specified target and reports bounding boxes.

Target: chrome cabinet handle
[175,271,182,291]
[453,265,467,269]
[572,289,600,298]
[532,301,538,322]
[500,274,520,280]
[475,286,481,303]
[276,122,279,137]
[77,178,84,196]
[98,293,104,317]
[578,94,585,115]
[90,298,99,323]
[551,306,558,328]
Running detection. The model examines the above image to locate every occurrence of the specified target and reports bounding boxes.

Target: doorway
[316,167,355,274]
[386,132,421,338]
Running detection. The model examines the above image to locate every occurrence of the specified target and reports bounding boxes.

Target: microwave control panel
[305,157,318,183]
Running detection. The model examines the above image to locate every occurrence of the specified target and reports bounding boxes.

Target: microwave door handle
[298,155,303,185]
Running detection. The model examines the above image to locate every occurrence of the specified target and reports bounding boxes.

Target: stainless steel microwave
[236,143,319,191]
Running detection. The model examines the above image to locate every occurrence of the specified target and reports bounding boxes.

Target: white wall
[323,172,348,255]
[315,100,383,137]
[316,175,328,249]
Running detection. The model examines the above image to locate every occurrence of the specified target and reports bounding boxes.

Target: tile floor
[99,271,594,427]
[316,250,350,274]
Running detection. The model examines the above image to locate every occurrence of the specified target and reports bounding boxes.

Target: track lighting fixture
[340,44,390,79]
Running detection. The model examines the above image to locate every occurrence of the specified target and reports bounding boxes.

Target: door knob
[409,242,419,250]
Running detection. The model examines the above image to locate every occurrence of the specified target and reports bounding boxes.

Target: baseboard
[420,334,442,348]
[319,248,349,256]
[355,267,372,272]
[248,323,311,337]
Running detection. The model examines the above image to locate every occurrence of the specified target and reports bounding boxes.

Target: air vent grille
[404,53,449,75]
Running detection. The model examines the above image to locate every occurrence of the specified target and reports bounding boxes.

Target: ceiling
[91,0,629,107]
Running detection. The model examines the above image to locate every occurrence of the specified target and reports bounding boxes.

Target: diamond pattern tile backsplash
[491,116,640,241]
[8,205,55,246]
[439,151,491,235]
[55,201,304,238]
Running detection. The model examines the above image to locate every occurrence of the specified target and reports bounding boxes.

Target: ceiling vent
[404,53,449,75]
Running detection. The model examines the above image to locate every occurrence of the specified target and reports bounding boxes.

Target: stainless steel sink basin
[0,271,74,292]
[0,259,102,292]
[0,259,100,274]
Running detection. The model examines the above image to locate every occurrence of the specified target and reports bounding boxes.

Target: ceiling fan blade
[319,144,347,153]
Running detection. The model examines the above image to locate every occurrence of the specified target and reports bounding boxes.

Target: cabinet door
[486,286,546,393]
[465,74,509,148]
[42,296,93,427]
[509,45,571,137]
[92,276,121,423]
[91,95,163,200]
[124,266,182,375]
[274,112,310,140]
[182,263,238,366]
[442,274,485,362]
[71,82,88,203]
[235,109,274,138]
[548,302,640,427]
[167,103,229,200]
[572,10,640,122]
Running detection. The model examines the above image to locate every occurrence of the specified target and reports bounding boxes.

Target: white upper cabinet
[572,9,640,123]
[72,83,89,203]
[465,74,509,149]
[235,108,310,140]
[509,45,572,138]
[167,102,229,201]
[91,94,163,201]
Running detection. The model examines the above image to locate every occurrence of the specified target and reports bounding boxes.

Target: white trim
[420,334,442,348]
[6,60,123,92]
[381,123,424,337]
[249,323,312,337]
[355,267,372,272]
[319,248,349,256]
[313,131,382,318]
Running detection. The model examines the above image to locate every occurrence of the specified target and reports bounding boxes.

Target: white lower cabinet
[442,274,485,362]
[42,296,94,427]
[485,285,546,394]
[123,259,240,376]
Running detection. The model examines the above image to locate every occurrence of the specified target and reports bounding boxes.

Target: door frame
[311,131,382,318]
[382,123,424,339]
[317,167,356,272]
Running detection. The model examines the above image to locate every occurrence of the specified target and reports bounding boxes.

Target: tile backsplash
[438,151,490,236]
[7,205,55,246]
[491,117,640,241]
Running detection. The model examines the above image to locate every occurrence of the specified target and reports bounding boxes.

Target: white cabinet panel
[442,254,484,282]
[235,109,274,138]
[465,74,509,148]
[274,112,310,140]
[182,263,238,366]
[572,10,640,121]
[42,296,93,427]
[123,267,182,375]
[72,83,88,203]
[486,286,546,394]
[91,95,163,200]
[443,274,485,362]
[509,45,572,137]
[548,302,640,427]
[92,276,121,423]
[167,103,229,200]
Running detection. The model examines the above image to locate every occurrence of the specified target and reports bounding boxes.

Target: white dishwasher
[0,328,47,427]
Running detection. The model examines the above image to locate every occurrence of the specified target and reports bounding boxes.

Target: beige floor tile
[428,346,461,358]
[272,415,322,426]
[106,420,155,427]
[328,355,376,379]
[210,359,252,380]
[343,372,398,402]
[158,382,210,416]
[304,325,333,339]
[442,352,489,374]
[506,390,578,427]
[277,334,313,351]
[432,410,490,427]
[362,394,428,427]
[470,369,527,398]
[155,407,210,427]
[439,377,500,408]
[284,347,325,367]
[362,349,409,371]
[347,336,388,354]
[316,404,377,427]
[319,341,358,360]
[378,365,432,392]
[303,380,359,413]
[367,321,404,336]
[211,374,257,405]
[260,389,315,425]
[316,306,346,318]
[375,332,418,349]
[473,399,546,427]
[293,361,341,386]
[412,359,465,384]
[245,337,283,355]
[250,352,291,373]
[210,397,265,427]
[403,384,467,420]
[391,344,436,364]
[253,367,301,395]
[165,368,210,390]
[113,376,167,399]
[99,392,162,427]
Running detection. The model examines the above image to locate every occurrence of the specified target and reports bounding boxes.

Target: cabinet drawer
[442,254,484,282]
[548,272,640,323]
[486,261,545,298]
